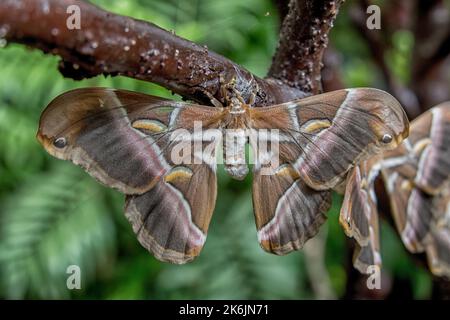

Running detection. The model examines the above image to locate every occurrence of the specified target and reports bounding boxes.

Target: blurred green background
[0,0,433,299]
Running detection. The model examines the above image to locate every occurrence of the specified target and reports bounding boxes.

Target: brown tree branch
[321,47,345,92]
[268,0,345,95]
[0,0,304,106]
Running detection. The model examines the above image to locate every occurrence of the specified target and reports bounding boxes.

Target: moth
[37,86,408,264]
[341,102,450,277]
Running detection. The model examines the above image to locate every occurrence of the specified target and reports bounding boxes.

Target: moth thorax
[229,97,246,114]
[224,129,249,180]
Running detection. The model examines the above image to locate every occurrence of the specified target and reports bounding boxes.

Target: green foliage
[0,0,433,299]
[0,163,116,298]
[386,30,414,83]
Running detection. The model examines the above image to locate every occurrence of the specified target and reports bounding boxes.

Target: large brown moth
[341,102,450,277]
[37,86,408,264]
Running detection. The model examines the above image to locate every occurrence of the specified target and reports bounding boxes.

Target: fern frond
[0,163,116,299]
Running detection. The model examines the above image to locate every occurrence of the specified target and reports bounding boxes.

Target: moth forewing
[200,128,222,170]
[250,88,409,191]
[169,127,195,165]
[248,128,280,177]
[37,87,224,263]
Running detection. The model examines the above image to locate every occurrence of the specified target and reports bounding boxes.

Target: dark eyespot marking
[53,137,67,148]
[381,134,393,144]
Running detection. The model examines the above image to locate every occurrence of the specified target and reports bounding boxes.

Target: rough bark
[0,0,305,106]
[269,0,345,94]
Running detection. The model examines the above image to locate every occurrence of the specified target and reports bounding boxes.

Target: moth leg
[204,91,224,108]
[231,87,246,104]
[219,73,231,102]
[248,90,256,106]
[248,74,259,106]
